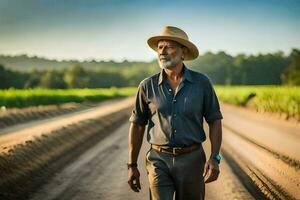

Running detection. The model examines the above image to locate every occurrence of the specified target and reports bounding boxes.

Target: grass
[1,86,299,120]
[0,87,136,108]
[215,85,300,120]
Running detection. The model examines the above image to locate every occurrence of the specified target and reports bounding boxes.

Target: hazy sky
[0,0,299,61]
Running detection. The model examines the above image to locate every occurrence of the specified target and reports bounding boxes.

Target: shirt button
[174,114,177,117]
[168,88,172,92]
[173,99,177,103]
[174,129,177,133]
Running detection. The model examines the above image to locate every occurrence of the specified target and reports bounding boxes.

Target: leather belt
[151,143,202,155]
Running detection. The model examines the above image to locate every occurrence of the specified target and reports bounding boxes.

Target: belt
[151,143,201,155]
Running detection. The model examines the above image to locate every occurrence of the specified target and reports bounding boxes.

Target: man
[127,26,223,200]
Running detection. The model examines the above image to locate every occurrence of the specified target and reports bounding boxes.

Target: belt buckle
[172,147,182,155]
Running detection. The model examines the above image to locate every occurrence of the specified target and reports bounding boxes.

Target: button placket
[172,95,177,136]
[166,81,184,142]
[172,82,181,137]
[165,83,176,142]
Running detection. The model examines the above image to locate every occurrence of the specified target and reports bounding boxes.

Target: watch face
[214,154,221,161]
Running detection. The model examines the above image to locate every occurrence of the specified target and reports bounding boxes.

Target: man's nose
[160,46,167,54]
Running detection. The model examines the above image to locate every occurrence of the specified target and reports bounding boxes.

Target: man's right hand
[127,167,141,192]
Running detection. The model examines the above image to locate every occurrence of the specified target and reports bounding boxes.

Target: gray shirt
[129,64,223,147]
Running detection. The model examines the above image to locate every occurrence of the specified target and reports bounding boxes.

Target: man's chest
[168,79,181,96]
[146,83,205,117]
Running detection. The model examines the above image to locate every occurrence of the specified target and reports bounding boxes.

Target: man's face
[157,40,184,69]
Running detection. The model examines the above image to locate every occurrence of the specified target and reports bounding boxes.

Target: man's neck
[164,62,184,82]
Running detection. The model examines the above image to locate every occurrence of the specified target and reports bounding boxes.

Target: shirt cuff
[129,114,148,125]
[205,112,223,123]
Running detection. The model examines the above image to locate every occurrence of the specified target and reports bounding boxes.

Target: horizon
[1,0,299,62]
[0,48,295,63]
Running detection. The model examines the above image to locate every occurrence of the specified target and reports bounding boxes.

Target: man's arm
[203,119,222,183]
[127,122,146,192]
[128,122,146,163]
[208,119,222,158]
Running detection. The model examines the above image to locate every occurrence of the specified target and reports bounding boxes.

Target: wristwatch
[212,154,222,164]
[127,163,138,169]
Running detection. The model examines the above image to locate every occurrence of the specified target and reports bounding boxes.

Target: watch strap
[127,163,138,169]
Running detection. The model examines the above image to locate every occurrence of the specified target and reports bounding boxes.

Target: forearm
[208,119,222,158]
[128,122,146,163]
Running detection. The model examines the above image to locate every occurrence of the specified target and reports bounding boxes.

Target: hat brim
[147,35,199,60]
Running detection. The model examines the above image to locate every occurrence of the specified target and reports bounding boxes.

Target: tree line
[0,48,299,89]
[187,48,300,85]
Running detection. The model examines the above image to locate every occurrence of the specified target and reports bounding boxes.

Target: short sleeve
[129,82,149,125]
[203,78,223,123]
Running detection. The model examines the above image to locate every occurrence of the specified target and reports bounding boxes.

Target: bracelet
[127,163,138,169]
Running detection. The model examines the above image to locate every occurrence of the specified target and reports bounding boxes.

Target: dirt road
[0,97,134,153]
[29,122,253,200]
[2,99,299,199]
[220,103,300,199]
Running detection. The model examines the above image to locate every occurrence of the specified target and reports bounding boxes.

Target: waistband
[151,143,202,155]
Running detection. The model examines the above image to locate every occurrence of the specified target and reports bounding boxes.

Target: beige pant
[145,145,206,200]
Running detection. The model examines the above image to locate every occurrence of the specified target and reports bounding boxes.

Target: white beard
[158,53,182,69]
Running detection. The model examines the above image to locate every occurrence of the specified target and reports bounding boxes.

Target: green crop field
[215,86,300,120]
[0,87,137,108]
[1,86,299,121]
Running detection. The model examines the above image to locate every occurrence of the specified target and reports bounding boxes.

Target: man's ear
[182,46,188,60]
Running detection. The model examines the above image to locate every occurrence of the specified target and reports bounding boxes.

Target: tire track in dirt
[30,121,254,200]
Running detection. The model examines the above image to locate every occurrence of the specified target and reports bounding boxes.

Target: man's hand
[128,167,141,192]
[203,158,220,183]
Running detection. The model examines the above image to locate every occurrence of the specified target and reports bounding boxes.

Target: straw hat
[147,26,199,60]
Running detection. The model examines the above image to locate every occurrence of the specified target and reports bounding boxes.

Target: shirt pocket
[183,89,203,116]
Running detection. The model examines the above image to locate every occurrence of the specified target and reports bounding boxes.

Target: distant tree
[232,54,247,84]
[88,70,127,88]
[39,70,67,88]
[63,65,90,88]
[24,70,43,88]
[0,64,29,89]
[10,71,29,88]
[121,65,154,86]
[187,51,234,84]
[188,50,288,85]
[282,49,300,85]
[0,64,9,88]
[235,52,287,85]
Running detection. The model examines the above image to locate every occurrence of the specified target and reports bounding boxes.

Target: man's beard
[158,53,182,69]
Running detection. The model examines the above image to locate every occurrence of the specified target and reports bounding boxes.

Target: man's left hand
[203,158,220,183]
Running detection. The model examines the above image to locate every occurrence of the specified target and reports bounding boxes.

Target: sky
[0,0,299,61]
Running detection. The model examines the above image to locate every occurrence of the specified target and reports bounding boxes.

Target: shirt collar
[158,63,193,85]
